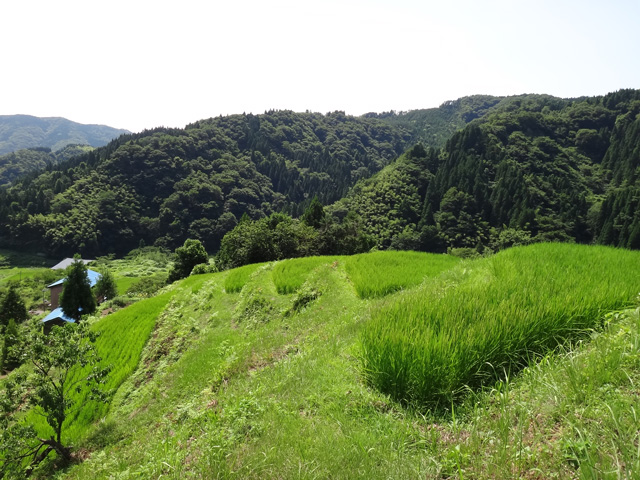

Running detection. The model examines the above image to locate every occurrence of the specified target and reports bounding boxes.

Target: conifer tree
[59,258,96,321]
[0,319,20,372]
[0,285,28,326]
[302,196,325,228]
[95,269,117,302]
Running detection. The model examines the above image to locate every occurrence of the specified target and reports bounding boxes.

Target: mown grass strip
[224,263,267,293]
[272,256,339,294]
[361,243,640,409]
[345,250,460,298]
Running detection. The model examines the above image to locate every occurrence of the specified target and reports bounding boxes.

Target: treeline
[0,111,413,255]
[215,198,374,270]
[2,91,640,260]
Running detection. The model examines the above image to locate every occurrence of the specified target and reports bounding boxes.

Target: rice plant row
[345,250,460,298]
[224,263,267,293]
[272,256,339,294]
[361,243,640,409]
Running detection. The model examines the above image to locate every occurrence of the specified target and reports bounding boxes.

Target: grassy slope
[38,247,640,479]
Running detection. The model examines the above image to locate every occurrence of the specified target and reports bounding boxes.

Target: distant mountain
[0,145,94,187]
[0,115,130,155]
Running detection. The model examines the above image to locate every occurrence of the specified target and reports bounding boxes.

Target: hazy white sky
[1,0,638,132]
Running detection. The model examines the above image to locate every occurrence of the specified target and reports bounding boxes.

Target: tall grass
[272,256,339,294]
[224,263,267,293]
[345,250,460,298]
[361,243,640,409]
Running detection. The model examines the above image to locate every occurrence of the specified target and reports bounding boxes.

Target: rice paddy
[224,262,267,293]
[360,243,640,409]
[28,291,176,443]
[344,250,460,298]
[271,256,339,294]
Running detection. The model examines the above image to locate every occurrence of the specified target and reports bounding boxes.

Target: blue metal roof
[47,269,102,288]
[42,307,76,324]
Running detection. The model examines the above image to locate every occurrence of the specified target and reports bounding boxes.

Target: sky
[1,0,639,133]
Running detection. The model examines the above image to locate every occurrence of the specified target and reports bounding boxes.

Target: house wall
[43,318,67,335]
[50,285,63,309]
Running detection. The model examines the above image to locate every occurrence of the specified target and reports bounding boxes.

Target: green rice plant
[28,291,175,443]
[272,256,339,294]
[224,262,267,293]
[361,243,640,409]
[345,250,460,298]
[114,276,139,295]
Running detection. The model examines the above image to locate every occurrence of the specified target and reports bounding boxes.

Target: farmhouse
[42,268,101,333]
[51,257,94,270]
[47,269,101,310]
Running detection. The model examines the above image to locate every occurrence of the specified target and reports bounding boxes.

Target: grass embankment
[361,243,640,408]
[345,250,460,298]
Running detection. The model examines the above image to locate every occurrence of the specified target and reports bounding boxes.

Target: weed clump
[233,285,276,327]
[284,284,321,317]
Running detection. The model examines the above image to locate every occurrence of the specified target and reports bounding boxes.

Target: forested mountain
[2,90,639,259]
[0,145,94,186]
[0,111,415,255]
[0,115,129,155]
[368,94,504,148]
[334,89,640,252]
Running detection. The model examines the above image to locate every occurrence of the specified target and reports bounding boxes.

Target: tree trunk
[43,437,71,462]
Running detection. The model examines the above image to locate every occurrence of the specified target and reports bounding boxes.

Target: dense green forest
[332,89,640,253]
[0,145,94,187]
[1,90,639,259]
[0,111,415,255]
[0,115,129,155]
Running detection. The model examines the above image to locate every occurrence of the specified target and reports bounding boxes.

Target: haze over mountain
[0,115,130,155]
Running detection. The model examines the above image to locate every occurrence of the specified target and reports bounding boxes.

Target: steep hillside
[335,89,640,251]
[2,90,639,258]
[3,245,638,478]
[0,115,129,155]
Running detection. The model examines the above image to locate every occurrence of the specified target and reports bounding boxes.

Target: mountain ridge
[1,90,639,257]
[0,114,130,155]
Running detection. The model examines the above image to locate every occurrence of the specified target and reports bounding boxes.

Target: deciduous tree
[167,239,208,283]
[0,322,109,476]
